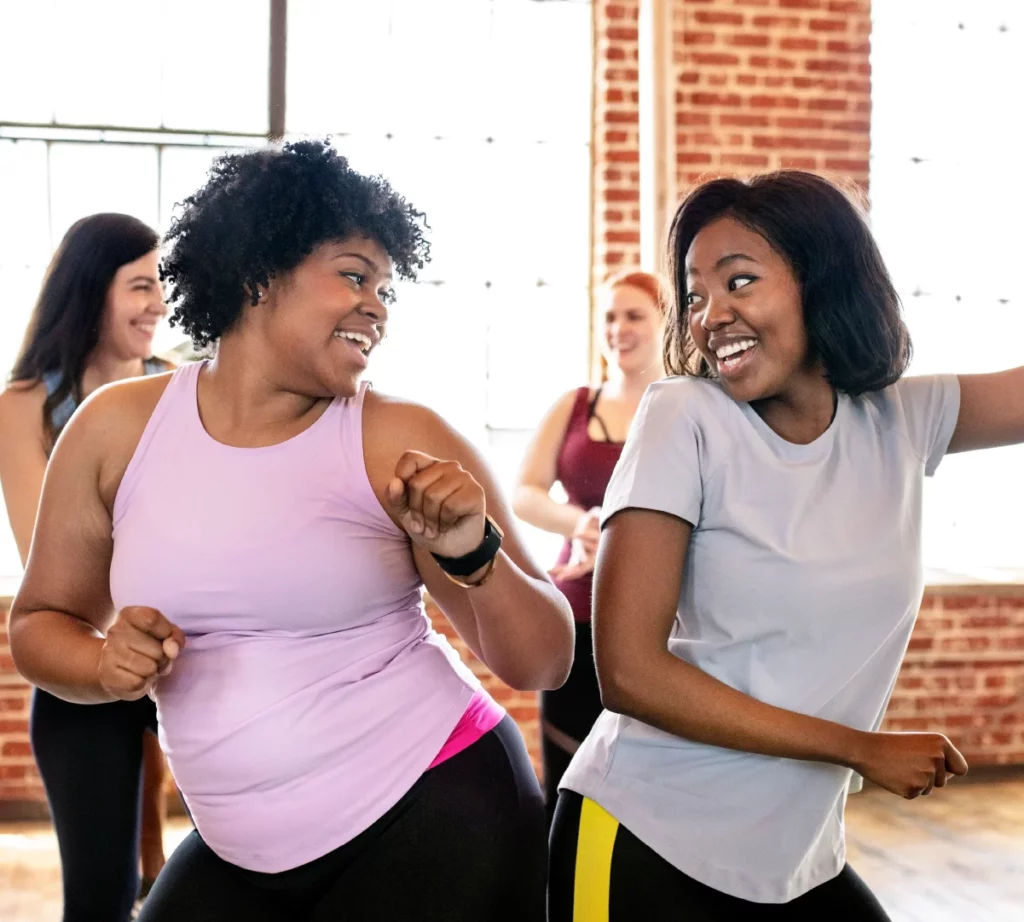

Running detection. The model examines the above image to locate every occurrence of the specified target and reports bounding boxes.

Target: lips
[130,319,158,338]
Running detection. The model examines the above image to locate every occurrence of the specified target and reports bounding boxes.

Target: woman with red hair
[515,270,666,819]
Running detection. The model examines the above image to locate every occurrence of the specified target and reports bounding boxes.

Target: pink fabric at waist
[427,688,506,770]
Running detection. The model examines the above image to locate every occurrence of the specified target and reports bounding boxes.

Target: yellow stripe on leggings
[573,797,620,922]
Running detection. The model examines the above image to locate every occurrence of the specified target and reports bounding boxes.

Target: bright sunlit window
[871,0,1024,579]
[0,0,592,579]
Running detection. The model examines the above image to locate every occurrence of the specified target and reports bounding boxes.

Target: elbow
[7,607,35,683]
[595,657,640,716]
[511,486,532,521]
[495,601,575,692]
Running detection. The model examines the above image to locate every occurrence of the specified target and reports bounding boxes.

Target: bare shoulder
[363,389,464,464]
[547,386,587,427]
[62,373,174,508]
[74,372,173,437]
[0,379,47,422]
[0,380,48,449]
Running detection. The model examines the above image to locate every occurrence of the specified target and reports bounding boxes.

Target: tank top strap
[112,362,202,526]
[565,385,593,432]
[586,385,614,444]
[41,370,77,434]
[143,357,170,375]
[321,381,403,538]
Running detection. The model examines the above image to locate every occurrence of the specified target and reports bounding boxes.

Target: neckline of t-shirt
[736,392,845,462]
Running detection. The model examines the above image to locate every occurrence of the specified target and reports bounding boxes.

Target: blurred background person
[514,269,666,820]
[0,213,172,922]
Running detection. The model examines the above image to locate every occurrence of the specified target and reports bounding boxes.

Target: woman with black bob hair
[9,139,574,921]
[0,213,171,921]
[549,171,1024,919]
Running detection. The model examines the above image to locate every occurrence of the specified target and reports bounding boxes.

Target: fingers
[389,454,484,540]
[387,452,441,517]
[556,562,594,581]
[121,606,179,643]
[944,742,969,776]
[101,607,185,699]
[393,450,441,482]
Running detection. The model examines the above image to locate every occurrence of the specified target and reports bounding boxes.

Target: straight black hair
[664,171,911,395]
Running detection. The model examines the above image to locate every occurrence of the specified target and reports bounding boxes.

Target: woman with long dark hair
[549,171,1024,919]
[0,213,172,921]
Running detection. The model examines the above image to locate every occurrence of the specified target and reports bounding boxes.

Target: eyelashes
[340,271,395,306]
[685,273,759,307]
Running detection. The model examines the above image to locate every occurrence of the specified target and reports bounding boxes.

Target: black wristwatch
[431,515,504,577]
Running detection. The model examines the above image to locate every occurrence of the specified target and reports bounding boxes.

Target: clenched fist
[387,451,487,559]
[853,731,968,799]
[98,605,185,701]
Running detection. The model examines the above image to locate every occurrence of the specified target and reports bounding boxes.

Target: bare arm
[513,389,586,538]
[8,393,121,702]
[8,378,181,704]
[367,394,574,691]
[948,366,1024,453]
[595,508,967,798]
[0,385,49,566]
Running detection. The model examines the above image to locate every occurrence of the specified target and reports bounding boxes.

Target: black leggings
[138,715,547,922]
[549,791,892,921]
[30,688,158,922]
[540,620,603,823]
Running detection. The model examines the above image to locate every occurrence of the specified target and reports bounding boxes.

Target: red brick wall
[0,618,42,805]
[673,0,872,191]
[882,589,1024,765]
[593,0,643,284]
[592,0,872,283]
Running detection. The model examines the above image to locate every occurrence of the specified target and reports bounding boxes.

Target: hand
[570,507,602,555]
[852,731,968,799]
[387,450,487,559]
[98,606,185,702]
[550,507,601,580]
[549,537,597,581]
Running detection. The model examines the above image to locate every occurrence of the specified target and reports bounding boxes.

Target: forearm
[513,486,584,538]
[463,552,575,691]
[603,650,868,770]
[8,609,115,704]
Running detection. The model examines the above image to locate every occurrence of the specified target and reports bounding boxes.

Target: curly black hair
[161,139,430,348]
[665,171,911,396]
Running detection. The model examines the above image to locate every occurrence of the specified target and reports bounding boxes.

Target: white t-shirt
[560,374,961,903]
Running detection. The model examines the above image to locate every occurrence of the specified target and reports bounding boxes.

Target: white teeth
[334,330,372,353]
[715,339,757,360]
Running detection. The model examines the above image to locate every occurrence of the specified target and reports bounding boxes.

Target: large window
[871,1,1024,580]
[0,0,592,580]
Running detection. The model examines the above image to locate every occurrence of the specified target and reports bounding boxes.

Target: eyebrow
[127,276,157,285]
[333,251,393,281]
[686,252,758,277]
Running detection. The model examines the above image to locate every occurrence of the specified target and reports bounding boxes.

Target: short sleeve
[600,379,703,529]
[895,374,961,476]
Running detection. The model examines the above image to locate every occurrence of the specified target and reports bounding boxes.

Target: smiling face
[600,282,664,377]
[257,234,395,398]
[684,216,820,405]
[98,249,167,360]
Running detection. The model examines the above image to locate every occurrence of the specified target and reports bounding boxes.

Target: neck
[603,360,665,401]
[204,328,322,433]
[79,348,146,398]
[751,371,836,445]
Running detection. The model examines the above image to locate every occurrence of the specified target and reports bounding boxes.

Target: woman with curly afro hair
[9,139,574,922]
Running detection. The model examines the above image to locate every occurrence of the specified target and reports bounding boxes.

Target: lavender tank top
[109,361,480,871]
